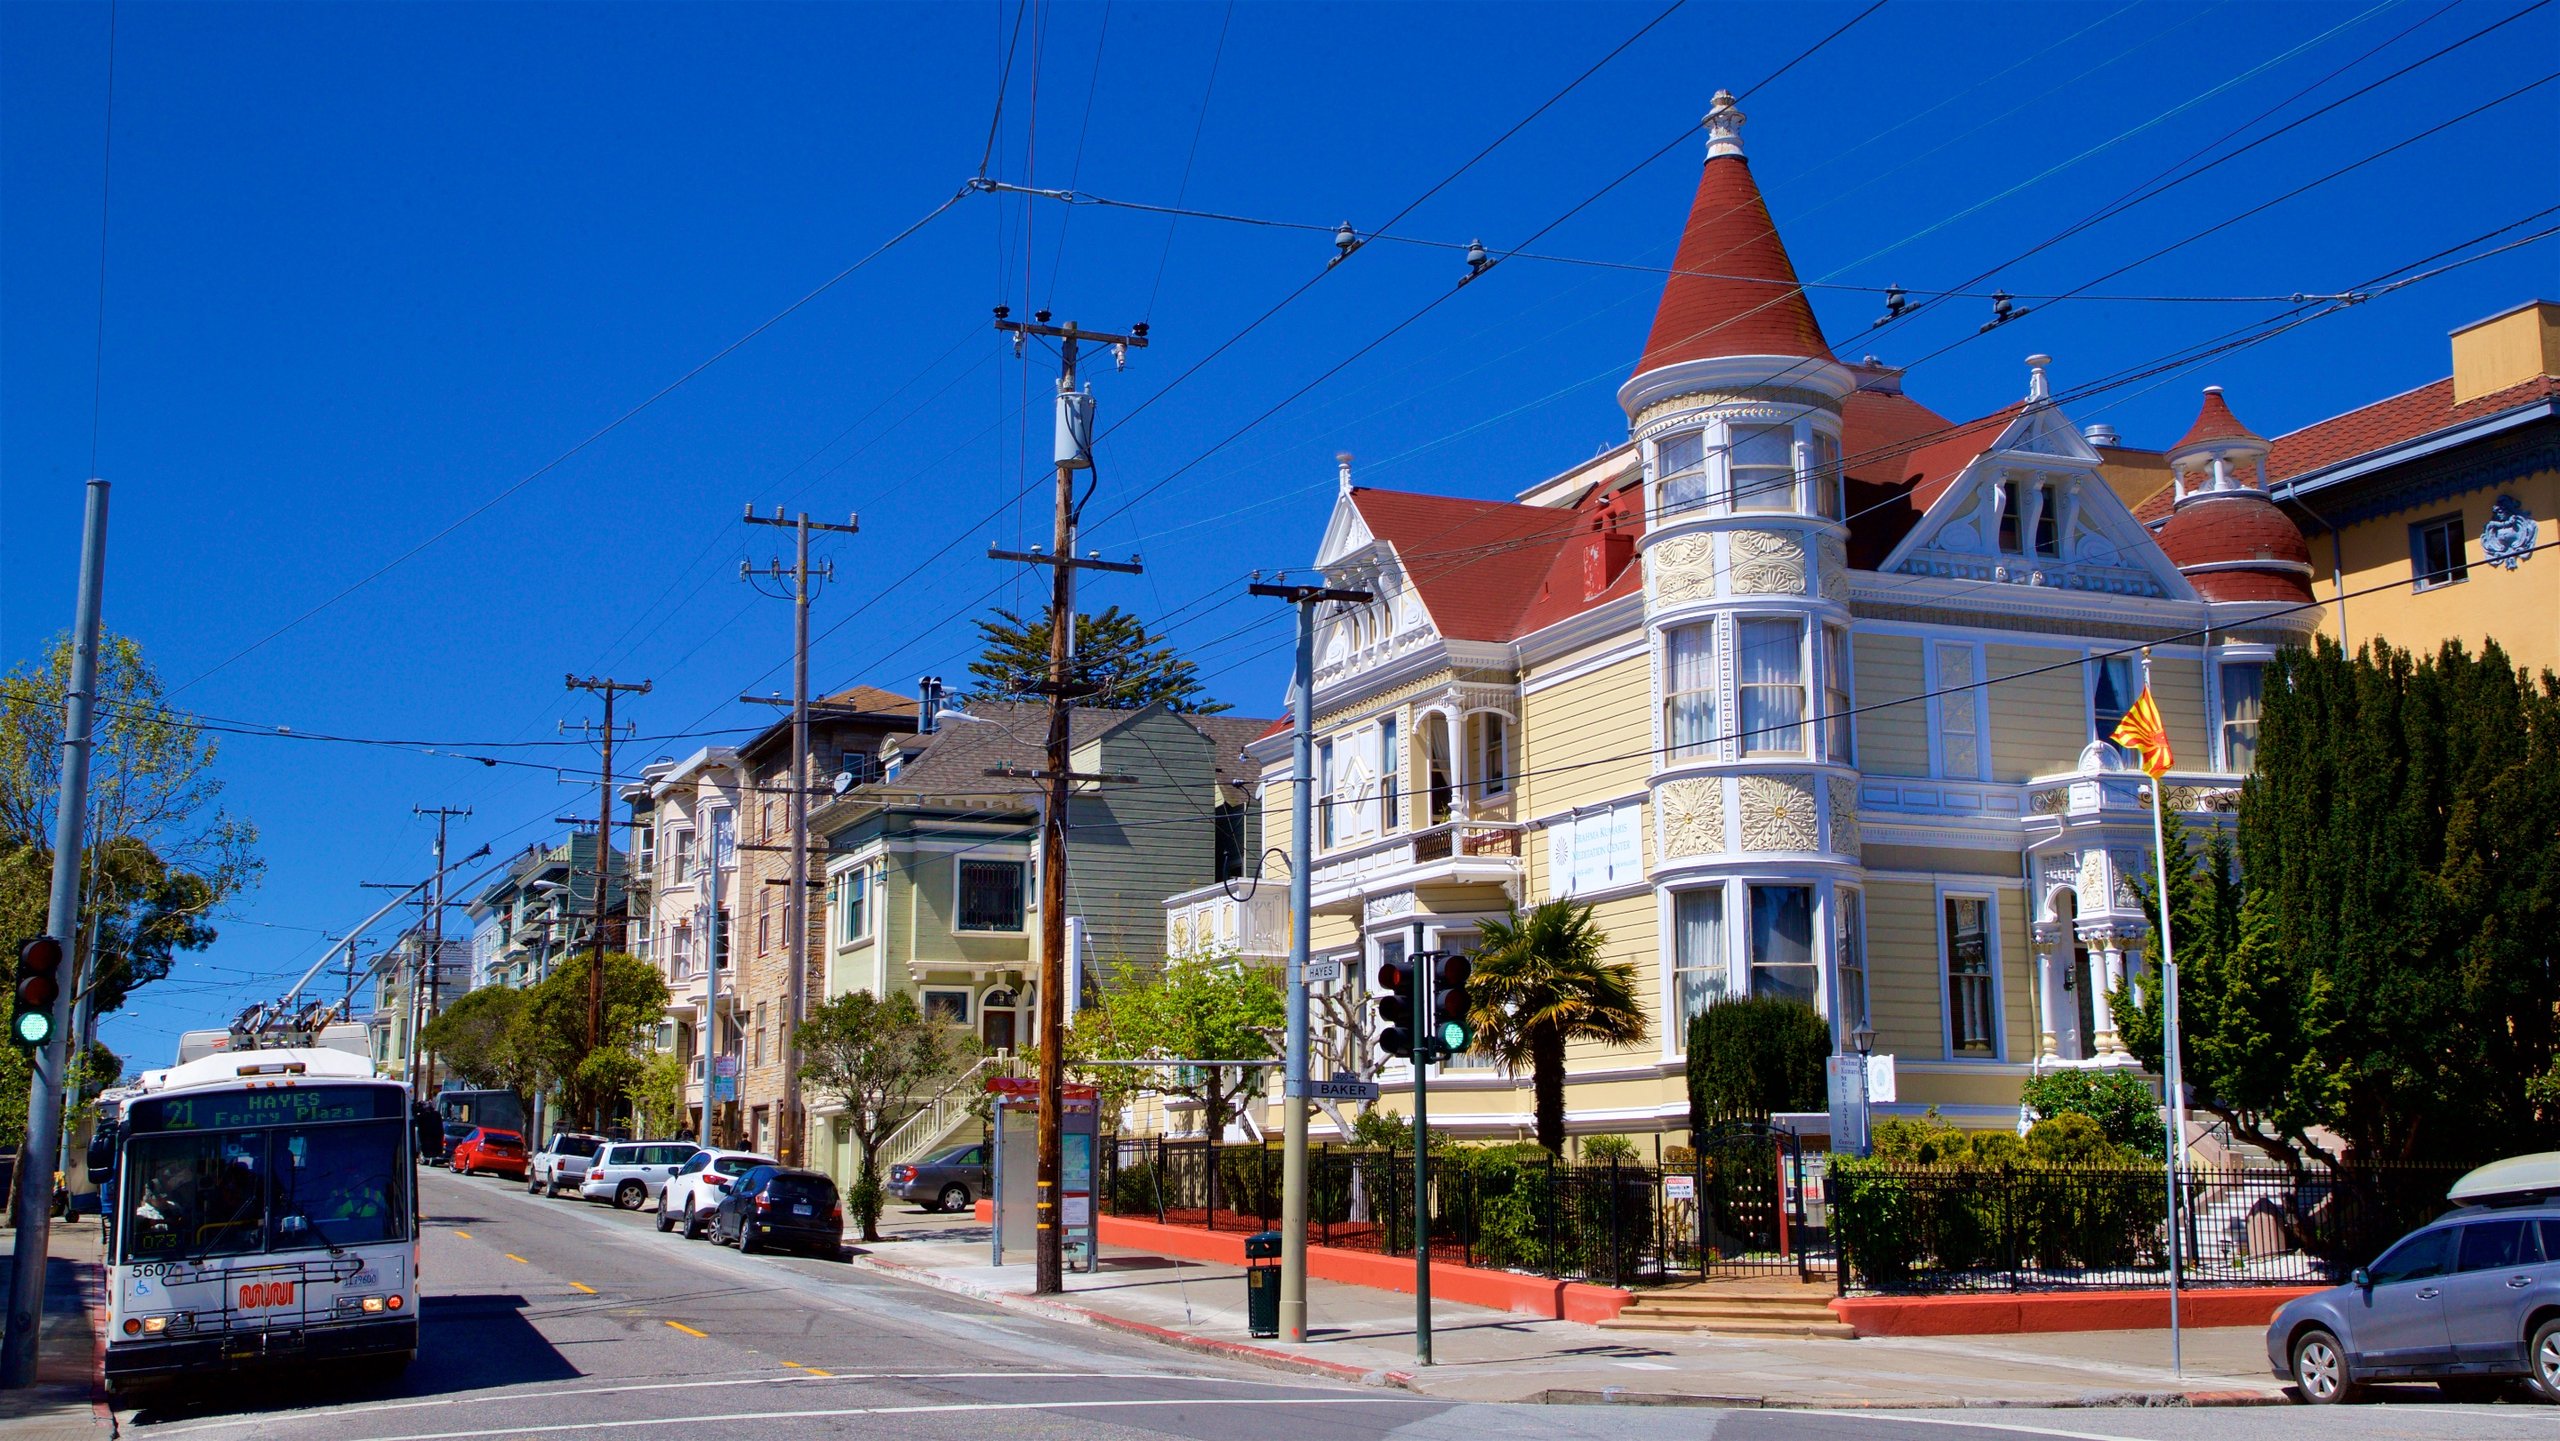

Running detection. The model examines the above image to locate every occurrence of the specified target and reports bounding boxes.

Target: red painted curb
[1830,1285,2320,1336]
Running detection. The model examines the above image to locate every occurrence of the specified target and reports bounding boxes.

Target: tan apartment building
[1158,93,2544,1146]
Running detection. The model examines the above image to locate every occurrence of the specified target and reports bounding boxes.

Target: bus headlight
[362,1296,385,1313]
[142,1316,168,1334]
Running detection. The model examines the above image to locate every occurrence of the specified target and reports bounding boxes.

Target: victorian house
[1197,92,2333,1143]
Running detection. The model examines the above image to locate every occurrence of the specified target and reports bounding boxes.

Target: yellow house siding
[1519,650,1653,819]
[2317,469,2559,677]
[1984,643,2085,781]
[1853,632,1930,777]
[2004,889,2037,1062]
[2146,654,2212,773]
[1564,891,1660,1069]
[1864,881,1942,1059]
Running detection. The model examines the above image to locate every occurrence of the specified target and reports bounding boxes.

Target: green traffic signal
[1437,1017,1474,1054]
[13,1008,52,1047]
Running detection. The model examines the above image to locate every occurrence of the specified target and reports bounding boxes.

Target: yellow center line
[569,1282,597,1294]
[452,1230,472,1239]
[799,1366,833,1377]
[664,1321,708,1338]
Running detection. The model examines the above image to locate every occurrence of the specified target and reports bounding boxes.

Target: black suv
[711,1166,843,1259]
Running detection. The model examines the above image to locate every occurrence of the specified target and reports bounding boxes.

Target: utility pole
[566,675,648,1129]
[988,306,1147,1295]
[1250,578,1371,1345]
[4,477,108,1390]
[741,505,857,1165]
[414,805,472,1099]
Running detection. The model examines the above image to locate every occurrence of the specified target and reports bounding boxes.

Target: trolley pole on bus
[4,478,110,1390]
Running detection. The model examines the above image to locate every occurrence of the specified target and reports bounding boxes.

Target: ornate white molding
[1647,534,1718,604]
[1653,778,1726,859]
[1817,534,1849,601]
[1730,530,1808,596]
[1825,775,1861,857]
[1738,773,1818,851]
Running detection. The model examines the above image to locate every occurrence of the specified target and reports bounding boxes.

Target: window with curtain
[1671,888,1727,1026]
[2220,661,2265,772]
[1380,716,1400,832]
[1664,622,1719,760]
[1749,884,1817,1007]
[1425,715,1453,825]
[1943,896,1997,1055]
[1476,714,1510,797]
[1738,618,1807,755]
[1836,888,1868,1037]
[2090,654,2139,741]
[1823,624,1854,764]
[1730,424,1796,512]
[1318,740,1336,846]
[1809,430,1843,519]
[1657,429,1710,515]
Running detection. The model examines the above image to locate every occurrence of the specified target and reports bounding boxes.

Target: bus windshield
[123,1119,409,1263]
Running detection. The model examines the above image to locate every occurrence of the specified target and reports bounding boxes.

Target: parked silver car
[2269,1200,2560,1403]
[579,1139,701,1210]
[887,1142,991,1213]
[528,1132,606,1197]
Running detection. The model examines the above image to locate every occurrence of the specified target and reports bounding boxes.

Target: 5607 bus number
[237,1281,296,1309]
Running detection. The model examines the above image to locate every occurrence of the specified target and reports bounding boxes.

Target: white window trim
[2084,649,2141,747]
[1746,879,1826,1014]
[1831,884,1868,1048]
[1735,613,1812,759]
[1658,879,1738,1058]
[2209,644,2278,772]
[1657,616,1725,768]
[1822,621,1856,768]
[1935,884,2006,1063]
[951,855,1030,935]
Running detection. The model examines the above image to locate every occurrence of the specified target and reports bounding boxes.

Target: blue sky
[5,0,2555,1067]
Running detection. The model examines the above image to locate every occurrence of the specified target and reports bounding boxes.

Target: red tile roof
[2268,373,2560,484]
[1635,156,1833,376]
[2173,387,2259,453]
[1837,382,1966,568]
[1349,488,1582,642]
[2155,492,2314,604]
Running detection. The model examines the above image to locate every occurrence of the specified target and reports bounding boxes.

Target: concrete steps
[1598,1279,1858,1339]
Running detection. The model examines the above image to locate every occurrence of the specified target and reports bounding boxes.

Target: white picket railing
[879,1054,1028,1170]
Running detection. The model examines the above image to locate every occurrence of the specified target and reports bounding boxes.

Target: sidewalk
[851,1209,2288,1409]
[0,1216,114,1439]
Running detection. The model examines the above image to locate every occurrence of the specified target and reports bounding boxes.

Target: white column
[2093,937,2126,1056]
[2034,929,2063,1063]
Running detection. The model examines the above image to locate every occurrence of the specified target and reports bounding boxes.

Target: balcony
[1306,819,1522,912]
[1163,880,1288,960]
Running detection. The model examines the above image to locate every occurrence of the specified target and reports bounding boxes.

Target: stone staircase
[1597,1276,1858,1339]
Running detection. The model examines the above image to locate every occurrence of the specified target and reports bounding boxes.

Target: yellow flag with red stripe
[2111,686,2174,779]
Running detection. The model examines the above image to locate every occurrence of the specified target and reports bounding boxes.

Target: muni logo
[237,1280,297,1309]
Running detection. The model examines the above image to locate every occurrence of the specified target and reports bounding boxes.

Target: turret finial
[1705,90,1745,160]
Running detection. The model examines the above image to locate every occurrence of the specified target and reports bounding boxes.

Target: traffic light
[1375,958,1416,1059]
[1431,953,1474,1058]
[13,935,65,1050]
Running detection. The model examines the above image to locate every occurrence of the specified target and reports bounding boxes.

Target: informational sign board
[990,1083,1100,1272]
[712,1054,740,1103]
[1300,958,1344,986]
[1662,1173,1697,1203]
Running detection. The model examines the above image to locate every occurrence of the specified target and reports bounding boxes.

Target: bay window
[2220,661,2265,772]
[1474,714,1510,798]
[1657,429,1709,515]
[1748,884,1817,1007]
[1738,618,1807,755]
[2090,653,2138,742]
[1809,430,1843,519]
[1731,424,1795,512]
[1663,622,1719,760]
[1671,888,1728,1025]
[1823,624,1854,764]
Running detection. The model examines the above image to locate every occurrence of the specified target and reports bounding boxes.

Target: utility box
[1244,1230,1282,1338]
[1055,387,1095,469]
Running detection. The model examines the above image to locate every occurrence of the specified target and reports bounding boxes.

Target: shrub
[1686,997,1830,1131]
[1108,1158,1162,1217]
[1828,1156,1916,1284]
[2020,1069,2163,1158]
[1579,1133,1640,1165]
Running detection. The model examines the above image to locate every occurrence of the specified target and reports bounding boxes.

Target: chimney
[917,675,943,734]
[2450,300,2560,404]
[1583,511,1636,600]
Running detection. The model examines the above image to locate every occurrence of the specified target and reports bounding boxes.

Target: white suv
[579,1140,701,1210]
[528,1132,606,1197]
[657,1148,778,1236]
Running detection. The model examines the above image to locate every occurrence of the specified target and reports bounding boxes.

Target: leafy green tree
[2116,637,2560,1168]
[518,951,668,1131]
[626,1050,691,1141]
[1683,995,1829,1133]
[1469,901,1650,1155]
[797,989,972,1240]
[421,984,533,1096]
[965,605,1230,713]
[1073,953,1283,1139]
[2018,1067,2164,1160]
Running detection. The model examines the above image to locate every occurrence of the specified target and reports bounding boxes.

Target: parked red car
[451,1127,529,1179]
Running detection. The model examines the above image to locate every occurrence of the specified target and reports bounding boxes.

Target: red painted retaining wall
[1831,1285,2320,1336]
[963,1200,1630,1321]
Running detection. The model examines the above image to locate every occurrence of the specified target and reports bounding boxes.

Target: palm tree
[1467,900,1650,1156]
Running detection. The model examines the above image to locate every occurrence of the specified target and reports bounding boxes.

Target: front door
[982,990,1017,1052]
[2350,1226,2456,1374]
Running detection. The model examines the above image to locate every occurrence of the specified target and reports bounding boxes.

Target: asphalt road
[103,1166,2547,1441]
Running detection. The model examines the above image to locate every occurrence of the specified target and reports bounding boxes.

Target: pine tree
[964,606,1230,713]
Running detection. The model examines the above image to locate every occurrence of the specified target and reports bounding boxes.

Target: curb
[842,1251,1419,1394]
[1535,1386,2292,1410]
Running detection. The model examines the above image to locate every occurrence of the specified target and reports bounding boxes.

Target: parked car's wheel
[738,1222,762,1255]
[684,1207,706,1240]
[655,1202,676,1233]
[527,1172,544,1194]
[937,1183,970,1214]
[615,1180,646,1210]
[2531,1317,2560,1402]
[2292,1328,2359,1405]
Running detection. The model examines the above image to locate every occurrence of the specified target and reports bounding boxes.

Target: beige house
[1178,93,2339,1145]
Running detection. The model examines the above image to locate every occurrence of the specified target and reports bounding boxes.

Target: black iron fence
[1101,1137,1820,1287]
[1829,1161,2466,1294]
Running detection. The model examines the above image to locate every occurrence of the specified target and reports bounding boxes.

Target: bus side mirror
[86,1136,113,1181]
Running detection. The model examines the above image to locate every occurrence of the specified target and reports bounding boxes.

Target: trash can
[1243,1230,1282,1338]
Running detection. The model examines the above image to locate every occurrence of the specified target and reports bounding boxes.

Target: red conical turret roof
[1634,96,1832,378]
[2173,386,2261,454]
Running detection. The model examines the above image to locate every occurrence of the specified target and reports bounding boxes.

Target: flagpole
[2138,645,2186,1377]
